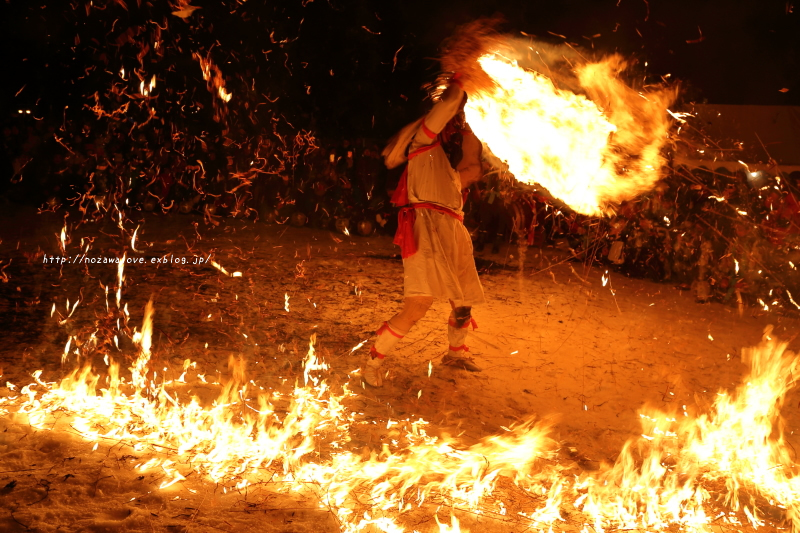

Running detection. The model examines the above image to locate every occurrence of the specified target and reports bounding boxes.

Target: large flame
[464,51,677,215]
[3,302,559,532]
[580,326,800,531]
[3,299,800,532]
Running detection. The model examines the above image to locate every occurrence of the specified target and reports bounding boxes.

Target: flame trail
[4,310,800,532]
[3,302,558,532]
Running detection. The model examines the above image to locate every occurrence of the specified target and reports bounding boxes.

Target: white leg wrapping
[447,310,470,356]
[373,321,405,358]
[365,321,407,387]
[443,310,481,372]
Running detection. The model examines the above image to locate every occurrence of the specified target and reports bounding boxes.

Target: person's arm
[412,80,465,146]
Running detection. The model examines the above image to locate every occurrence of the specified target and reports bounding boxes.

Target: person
[364,75,485,387]
[474,170,511,254]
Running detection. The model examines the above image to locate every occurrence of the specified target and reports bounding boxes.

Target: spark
[116,253,126,309]
[131,225,140,252]
[350,340,368,354]
[58,224,68,254]
[787,290,800,310]
[62,337,72,365]
[210,260,231,276]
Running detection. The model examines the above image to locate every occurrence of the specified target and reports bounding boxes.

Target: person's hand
[440,78,465,103]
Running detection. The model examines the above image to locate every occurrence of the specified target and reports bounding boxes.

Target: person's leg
[364,295,433,387]
[443,302,480,371]
[388,295,434,333]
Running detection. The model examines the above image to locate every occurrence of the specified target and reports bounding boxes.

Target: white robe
[401,87,485,307]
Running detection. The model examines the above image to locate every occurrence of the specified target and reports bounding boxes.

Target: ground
[0,206,798,532]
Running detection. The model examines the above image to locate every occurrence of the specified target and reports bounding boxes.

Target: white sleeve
[412,84,465,146]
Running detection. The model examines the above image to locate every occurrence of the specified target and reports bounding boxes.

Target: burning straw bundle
[382,18,506,169]
[439,17,507,95]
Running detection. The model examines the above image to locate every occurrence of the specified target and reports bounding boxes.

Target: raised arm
[412,81,465,146]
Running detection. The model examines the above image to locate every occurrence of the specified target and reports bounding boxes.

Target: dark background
[0,0,798,139]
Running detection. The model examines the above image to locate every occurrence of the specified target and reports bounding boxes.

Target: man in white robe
[364,77,485,387]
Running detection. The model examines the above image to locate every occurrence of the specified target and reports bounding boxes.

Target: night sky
[1,0,798,138]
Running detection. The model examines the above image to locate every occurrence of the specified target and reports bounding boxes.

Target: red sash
[390,140,463,259]
[393,203,464,259]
